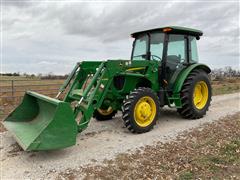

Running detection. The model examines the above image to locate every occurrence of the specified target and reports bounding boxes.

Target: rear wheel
[177,69,212,119]
[94,107,117,121]
[122,87,160,133]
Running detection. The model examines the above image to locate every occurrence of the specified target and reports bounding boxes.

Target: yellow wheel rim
[134,96,157,127]
[193,81,209,109]
[97,107,113,116]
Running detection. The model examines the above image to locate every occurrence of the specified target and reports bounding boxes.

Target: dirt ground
[0,93,239,179]
[57,112,240,179]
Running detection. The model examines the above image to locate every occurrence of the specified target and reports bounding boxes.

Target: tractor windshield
[132,34,148,60]
[132,32,165,61]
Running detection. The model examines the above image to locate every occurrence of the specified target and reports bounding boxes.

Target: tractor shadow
[85,107,183,134]
[159,108,180,118]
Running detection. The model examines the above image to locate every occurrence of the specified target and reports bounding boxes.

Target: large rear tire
[122,87,160,133]
[177,69,212,119]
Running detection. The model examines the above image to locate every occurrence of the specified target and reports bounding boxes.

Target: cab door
[165,34,188,89]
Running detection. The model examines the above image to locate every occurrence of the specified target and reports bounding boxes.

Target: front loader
[3,26,212,151]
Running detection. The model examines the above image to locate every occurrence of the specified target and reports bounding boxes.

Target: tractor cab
[131,26,203,88]
[131,26,202,62]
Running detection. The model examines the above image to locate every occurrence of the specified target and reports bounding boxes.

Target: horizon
[1,64,240,76]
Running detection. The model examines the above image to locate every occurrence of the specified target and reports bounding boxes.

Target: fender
[173,63,211,94]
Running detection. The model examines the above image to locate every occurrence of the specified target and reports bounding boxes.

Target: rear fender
[173,63,211,94]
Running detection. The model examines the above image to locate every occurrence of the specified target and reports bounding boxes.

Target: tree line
[0,72,68,79]
[211,66,240,80]
[1,66,239,80]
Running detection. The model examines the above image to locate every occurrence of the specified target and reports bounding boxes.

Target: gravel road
[1,93,239,179]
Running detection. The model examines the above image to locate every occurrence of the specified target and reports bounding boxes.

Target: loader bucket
[3,91,78,151]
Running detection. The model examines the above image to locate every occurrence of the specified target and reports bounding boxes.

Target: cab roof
[131,26,203,37]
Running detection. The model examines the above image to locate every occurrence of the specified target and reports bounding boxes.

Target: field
[0,76,239,136]
[0,76,239,103]
[0,77,64,120]
[0,76,239,118]
[212,78,240,95]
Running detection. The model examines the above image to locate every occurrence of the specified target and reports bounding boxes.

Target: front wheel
[122,87,160,133]
[177,69,212,119]
[94,107,117,121]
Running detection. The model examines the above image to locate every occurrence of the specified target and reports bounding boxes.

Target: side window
[189,36,199,62]
[132,35,148,60]
[167,35,186,64]
[150,33,164,61]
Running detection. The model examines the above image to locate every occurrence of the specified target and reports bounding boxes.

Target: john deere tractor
[3,26,211,151]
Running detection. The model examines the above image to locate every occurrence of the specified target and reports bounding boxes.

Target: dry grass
[0,79,64,105]
[56,113,240,180]
[0,76,239,103]
[0,78,64,124]
[212,77,240,95]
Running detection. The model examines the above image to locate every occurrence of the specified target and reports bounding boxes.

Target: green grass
[220,139,240,163]
[193,138,240,176]
[179,171,194,180]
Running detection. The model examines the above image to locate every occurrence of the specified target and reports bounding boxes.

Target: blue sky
[1,1,240,74]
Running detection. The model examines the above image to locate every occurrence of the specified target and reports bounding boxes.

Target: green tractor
[3,26,212,151]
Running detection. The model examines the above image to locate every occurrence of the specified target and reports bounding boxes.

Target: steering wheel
[132,54,147,60]
[151,55,162,61]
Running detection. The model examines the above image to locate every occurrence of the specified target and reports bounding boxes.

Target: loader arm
[56,62,81,98]
[70,62,114,132]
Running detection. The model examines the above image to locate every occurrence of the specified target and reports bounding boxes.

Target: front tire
[177,69,212,119]
[94,107,117,121]
[122,87,160,133]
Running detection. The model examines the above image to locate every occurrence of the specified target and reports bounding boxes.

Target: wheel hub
[193,81,209,109]
[136,102,152,120]
[134,96,157,127]
[97,107,113,116]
